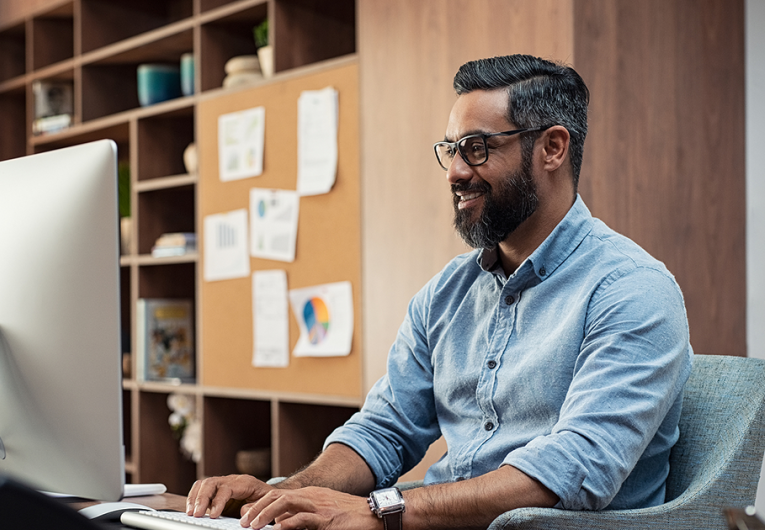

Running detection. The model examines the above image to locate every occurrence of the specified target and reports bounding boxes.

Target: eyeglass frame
[433,125,554,171]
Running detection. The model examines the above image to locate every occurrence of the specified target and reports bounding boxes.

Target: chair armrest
[487,501,728,530]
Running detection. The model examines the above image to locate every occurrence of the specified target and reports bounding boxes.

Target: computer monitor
[0,140,124,501]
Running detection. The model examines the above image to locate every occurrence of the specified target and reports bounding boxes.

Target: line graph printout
[249,188,299,262]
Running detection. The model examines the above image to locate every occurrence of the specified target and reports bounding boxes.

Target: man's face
[444,90,539,249]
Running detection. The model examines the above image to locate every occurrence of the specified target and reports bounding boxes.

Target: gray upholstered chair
[484,354,765,530]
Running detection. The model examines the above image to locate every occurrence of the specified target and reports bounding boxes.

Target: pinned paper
[289,281,353,357]
[203,209,250,281]
[252,270,290,368]
[297,87,338,196]
[250,188,299,262]
[218,106,265,181]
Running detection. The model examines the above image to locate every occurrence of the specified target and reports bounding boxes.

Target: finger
[273,511,320,530]
[192,478,231,518]
[242,492,310,529]
[186,480,202,515]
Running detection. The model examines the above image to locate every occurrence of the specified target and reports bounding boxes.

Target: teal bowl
[137,64,181,107]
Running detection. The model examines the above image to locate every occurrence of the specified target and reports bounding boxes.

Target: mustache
[451,181,491,195]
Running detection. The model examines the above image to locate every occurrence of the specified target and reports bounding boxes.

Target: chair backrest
[665,355,765,507]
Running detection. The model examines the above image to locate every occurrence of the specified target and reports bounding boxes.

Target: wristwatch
[368,487,406,530]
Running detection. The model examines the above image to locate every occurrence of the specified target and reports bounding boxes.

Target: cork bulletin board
[197,60,362,399]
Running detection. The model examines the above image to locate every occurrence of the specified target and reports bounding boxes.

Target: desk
[63,493,187,512]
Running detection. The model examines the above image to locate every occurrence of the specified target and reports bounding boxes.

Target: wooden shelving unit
[0,0,358,495]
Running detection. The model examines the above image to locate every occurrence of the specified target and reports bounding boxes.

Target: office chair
[486,354,765,530]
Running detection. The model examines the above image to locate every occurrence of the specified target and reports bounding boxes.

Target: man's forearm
[277,442,377,496]
[403,465,559,530]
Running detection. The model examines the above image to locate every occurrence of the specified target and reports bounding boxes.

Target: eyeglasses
[433,125,552,171]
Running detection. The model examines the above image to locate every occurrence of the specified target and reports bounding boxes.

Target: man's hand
[186,474,274,519]
[239,486,381,530]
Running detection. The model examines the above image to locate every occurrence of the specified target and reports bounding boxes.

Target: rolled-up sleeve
[324,280,443,489]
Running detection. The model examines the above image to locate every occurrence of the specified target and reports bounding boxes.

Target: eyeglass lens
[435,136,487,169]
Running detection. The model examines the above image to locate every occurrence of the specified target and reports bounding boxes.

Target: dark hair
[453,55,589,189]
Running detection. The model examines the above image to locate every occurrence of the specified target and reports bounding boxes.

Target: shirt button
[539,266,547,276]
[504,295,514,305]
[487,360,497,369]
[484,421,494,431]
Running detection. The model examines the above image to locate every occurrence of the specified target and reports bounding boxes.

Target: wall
[574,0,746,357]
[746,0,765,514]
[357,0,575,394]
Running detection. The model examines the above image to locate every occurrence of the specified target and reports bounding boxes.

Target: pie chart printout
[303,297,330,345]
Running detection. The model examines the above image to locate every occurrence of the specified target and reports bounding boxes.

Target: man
[187,54,693,530]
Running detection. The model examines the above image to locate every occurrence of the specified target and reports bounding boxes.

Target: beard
[452,164,539,249]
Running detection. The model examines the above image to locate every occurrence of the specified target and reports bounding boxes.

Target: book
[136,299,195,383]
[151,232,196,258]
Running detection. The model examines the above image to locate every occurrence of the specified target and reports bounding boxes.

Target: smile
[456,190,485,209]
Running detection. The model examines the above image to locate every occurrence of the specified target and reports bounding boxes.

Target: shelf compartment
[31,2,75,70]
[137,107,194,181]
[138,390,197,495]
[121,265,132,355]
[202,397,272,478]
[123,388,133,464]
[138,261,196,299]
[31,121,130,176]
[0,86,27,161]
[80,0,193,54]
[276,402,357,476]
[81,28,193,122]
[0,22,26,83]
[199,3,267,92]
[137,185,196,255]
[273,0,355,73]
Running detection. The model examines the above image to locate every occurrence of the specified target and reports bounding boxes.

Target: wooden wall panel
[574,0,746,355]
[357,0,575,393]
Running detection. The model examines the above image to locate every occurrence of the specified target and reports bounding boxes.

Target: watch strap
[382,510,403,530]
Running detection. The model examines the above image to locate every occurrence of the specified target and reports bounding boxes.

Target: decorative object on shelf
[254,20,274,78]
[223,55,263,89]
[136,298,195,383]
[180,52,195,96]
[137,64,182,106]
[235,448,272,478]
[32,79,74,135]
[122,353,131,378]
[118,162,131,255]
[151,232,197,258]
[167,393,201,463]
[183,142,198,175]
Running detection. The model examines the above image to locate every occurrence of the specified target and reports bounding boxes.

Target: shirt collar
[477,195,594,281]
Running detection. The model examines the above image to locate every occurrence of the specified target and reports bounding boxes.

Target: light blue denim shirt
[325,196,693,511]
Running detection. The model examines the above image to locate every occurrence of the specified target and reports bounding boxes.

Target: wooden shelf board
[196,53,358,104]
[197,0,269,25]
[29,58,76,81]
[136,173,198,192]
[0,75,27,94]
[134,253,199,266]
[201,385,363,408]
[136,380,200,394]
[81,18,196,66]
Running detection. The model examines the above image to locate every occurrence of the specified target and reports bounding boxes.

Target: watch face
[375,489,401,508]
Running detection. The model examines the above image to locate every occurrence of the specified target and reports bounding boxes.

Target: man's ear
[540,126,570,173]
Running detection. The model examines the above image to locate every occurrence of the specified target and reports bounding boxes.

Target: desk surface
[63,492,187,512]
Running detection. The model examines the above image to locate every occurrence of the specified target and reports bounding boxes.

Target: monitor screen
[0,140,124,501]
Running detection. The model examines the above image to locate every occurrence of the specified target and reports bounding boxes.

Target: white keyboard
[120,510,274,530]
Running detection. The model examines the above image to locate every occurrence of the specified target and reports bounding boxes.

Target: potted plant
[254,20,273,78]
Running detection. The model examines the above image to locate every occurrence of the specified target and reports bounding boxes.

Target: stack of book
[151,232,196,258]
